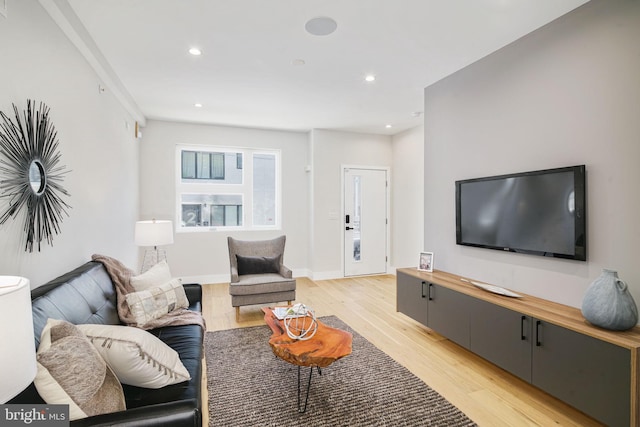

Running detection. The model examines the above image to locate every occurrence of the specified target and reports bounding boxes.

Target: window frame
[175,145,281,232]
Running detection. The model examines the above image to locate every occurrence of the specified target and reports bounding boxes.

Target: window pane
[181,194,243,228]
[352,175,361,261]
[182,151,196,179]
[211,153,224,179]
[181,204,201,227]
[224,205,239,226]
[210,205,224,226]
[253,153,276,226]
[196,152,211,179]
[221,152,242,184]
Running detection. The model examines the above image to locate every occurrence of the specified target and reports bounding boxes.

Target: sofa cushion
[130,260,172,291]
[236,255,280,275]
[34,319,126,421]
[121,324,203,410]
[77,324,191,389]
[125,278,189,328]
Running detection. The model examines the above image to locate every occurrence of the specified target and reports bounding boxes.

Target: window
[176,146,280,231]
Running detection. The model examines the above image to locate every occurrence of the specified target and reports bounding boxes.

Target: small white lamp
[0,276,36,403]
[135,219,174,272]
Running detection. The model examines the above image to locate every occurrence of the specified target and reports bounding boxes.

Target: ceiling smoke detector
[305,17,337,36]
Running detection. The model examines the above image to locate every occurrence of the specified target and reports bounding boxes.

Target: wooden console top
[397,268,640,349]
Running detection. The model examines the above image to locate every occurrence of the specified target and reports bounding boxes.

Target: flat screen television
[455,165,586,261]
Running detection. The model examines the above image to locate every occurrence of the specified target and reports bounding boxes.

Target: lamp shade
[0,276,36,403]
[134,220,174,247]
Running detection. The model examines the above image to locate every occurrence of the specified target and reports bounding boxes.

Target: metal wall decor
[0,100,71,252]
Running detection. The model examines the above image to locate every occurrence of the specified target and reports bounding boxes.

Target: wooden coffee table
[263,307,352,412]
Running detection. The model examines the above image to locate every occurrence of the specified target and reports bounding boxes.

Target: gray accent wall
[423,0,640,309]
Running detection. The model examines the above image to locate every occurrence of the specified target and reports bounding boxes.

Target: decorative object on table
[0,100,71,252]
[0,276,37,403]
[582,269,638,331]
[283,303,318,341]
[135,219,174,273]
[418,251,434,272]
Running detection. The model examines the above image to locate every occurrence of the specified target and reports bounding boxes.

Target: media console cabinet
[396,267,640,427]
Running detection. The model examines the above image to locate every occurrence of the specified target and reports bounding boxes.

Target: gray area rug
[205,316,477,426]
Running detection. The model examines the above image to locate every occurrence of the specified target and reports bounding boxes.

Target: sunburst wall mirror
[0,100,71,252]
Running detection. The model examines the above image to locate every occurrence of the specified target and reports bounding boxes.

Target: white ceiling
[57,0,590,135]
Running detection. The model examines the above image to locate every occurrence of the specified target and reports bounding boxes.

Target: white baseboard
[310,270,344,281]
[181,269,311,285]
[180,274,229,285]
[181,268,394,285]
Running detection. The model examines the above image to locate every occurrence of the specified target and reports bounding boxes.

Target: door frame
[341,165,390,277]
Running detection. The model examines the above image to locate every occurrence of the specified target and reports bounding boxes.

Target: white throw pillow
[125,278,189,328]
[130,260,172,291]
[35,319,126,421]
[77,324,191,389]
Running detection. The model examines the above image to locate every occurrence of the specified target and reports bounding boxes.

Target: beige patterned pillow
[125,278,189,327]
[77,324,190,388]
[34,319,126,421]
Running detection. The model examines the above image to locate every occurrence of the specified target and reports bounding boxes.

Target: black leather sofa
[9,261,204,427]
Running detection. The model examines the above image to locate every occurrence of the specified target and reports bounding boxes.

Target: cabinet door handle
[421,281,427,298]
[535,320,542,347]
[428,283,434,301]
[520,316,527,340]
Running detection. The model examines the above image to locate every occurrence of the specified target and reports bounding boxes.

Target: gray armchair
[227,235,296,321]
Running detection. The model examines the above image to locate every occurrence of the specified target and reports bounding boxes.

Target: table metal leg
[297,366,321,413]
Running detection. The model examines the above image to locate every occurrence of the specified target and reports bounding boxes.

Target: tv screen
[456,165,586,261]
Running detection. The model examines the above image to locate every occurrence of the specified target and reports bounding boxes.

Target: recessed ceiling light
[194,103,203,108]
[188,47,202,56]
[364,74,376,82]
[305,17,338,36]
[292,59,306,66]
[385,124,392,129]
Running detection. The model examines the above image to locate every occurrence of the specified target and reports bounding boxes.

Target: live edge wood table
[263,307,352,413]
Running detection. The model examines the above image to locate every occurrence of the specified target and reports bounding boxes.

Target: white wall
[423,0,640,308]
[391,125,424,271]
[138,120,309,283]
[0,0,139,287]
[310,129,392,278]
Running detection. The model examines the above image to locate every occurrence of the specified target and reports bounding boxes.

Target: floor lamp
[135,219,174,273]
[0,276,37,403]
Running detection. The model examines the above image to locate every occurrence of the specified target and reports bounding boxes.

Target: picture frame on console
[418,252,433,272]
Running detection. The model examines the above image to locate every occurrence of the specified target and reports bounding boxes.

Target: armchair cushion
[236,255,280,275]
[229,274,297,295]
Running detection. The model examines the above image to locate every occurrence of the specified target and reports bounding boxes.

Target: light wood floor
[201,275,603,426]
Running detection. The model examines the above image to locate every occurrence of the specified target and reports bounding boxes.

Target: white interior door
[344,168,387,277]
